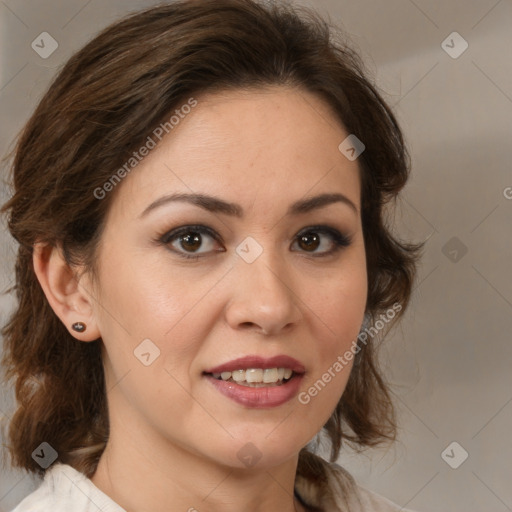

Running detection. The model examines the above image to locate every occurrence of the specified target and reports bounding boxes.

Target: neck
[90,420,308,512]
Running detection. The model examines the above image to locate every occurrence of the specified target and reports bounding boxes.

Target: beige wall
[1,1,511,511]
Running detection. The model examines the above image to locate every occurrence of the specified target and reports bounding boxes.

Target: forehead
[108,86,361,220]
[165,87,349,164]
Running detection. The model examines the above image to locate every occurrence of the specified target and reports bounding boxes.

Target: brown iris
[180,232,202,252]
[298,232,320,252]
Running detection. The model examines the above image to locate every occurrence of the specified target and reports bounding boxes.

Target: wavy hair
[1,0,422,478]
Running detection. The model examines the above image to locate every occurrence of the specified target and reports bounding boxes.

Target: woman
[1,0,422,510]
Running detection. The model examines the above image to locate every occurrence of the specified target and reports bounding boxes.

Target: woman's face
[88,87,367,469]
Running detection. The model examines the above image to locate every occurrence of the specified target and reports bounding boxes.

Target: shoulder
[327,461,419,511]
[352,483,417,512]
[9,463,125,512]
[295,451,418,512]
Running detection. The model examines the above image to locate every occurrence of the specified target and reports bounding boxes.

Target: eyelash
[155,224,352,261]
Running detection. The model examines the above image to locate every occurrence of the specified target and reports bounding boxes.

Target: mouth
[202,355,305,408]
[205,367,297,387]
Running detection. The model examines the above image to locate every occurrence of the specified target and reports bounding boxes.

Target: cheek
[301,255,367,406]
[299,272,366,425]
[94,246,189,337]
[314,262,367,343]
[93,254,219,384]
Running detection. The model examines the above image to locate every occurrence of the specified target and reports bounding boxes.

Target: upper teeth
[212,368,293,383]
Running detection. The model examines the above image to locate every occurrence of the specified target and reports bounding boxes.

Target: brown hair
[1,0,422,478]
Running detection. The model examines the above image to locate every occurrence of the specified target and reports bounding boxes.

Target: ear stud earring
[72,322,87,333]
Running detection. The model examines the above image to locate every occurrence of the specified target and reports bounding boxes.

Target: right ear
[32,242,101,342]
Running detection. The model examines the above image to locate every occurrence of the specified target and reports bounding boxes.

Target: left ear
[32,242,102,342]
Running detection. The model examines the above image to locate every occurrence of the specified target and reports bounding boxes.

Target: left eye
[291,226,351,255]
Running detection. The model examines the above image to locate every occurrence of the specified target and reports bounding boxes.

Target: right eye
[159,225,225,260]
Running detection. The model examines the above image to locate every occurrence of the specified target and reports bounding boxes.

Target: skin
[33,86,367,512]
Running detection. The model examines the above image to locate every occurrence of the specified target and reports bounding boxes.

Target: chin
[207,431,308,471]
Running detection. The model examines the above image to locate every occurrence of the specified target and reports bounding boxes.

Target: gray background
[1,1,511,511]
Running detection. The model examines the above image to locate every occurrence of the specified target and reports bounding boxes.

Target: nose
[224,253,303,336]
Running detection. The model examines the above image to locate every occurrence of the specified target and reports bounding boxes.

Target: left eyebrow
[139,192,359,219]
[289,193,359,216]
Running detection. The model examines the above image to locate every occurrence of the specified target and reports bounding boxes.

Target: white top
[10,457,417,512]
[10,464,124,512]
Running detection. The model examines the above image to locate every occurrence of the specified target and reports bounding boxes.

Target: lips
[203,355,306,375]
[203,355,306,408]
